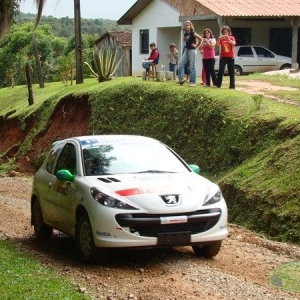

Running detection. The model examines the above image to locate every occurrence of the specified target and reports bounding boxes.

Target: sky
[20,0,137,20]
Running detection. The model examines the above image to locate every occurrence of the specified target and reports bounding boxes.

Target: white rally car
[31,135,228,263]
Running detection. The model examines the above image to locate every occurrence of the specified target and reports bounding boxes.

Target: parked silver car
[215,45,291,75]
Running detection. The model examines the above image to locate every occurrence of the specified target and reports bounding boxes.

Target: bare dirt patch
[235,80,300,106]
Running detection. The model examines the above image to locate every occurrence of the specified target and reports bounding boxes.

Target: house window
[140,30,149,54]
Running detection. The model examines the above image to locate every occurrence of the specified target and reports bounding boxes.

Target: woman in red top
[216,26,236,89]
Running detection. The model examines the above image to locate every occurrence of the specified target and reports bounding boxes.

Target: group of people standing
[143,21,236,89]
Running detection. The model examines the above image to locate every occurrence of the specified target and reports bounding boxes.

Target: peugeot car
[31,135,228,263]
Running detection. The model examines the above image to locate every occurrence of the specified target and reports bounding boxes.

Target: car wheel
[280,64,291,70]
[192,240,222,258]
[76,214,98,263]
[235,66,242,76]
[32,199,53,239]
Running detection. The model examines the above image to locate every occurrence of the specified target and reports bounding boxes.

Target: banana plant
[84,46,123,82]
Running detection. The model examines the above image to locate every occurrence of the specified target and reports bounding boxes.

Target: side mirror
[56,169,76,182]
[189,164,200,174]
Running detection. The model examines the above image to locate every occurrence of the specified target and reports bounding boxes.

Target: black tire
[76,214,98,263]
[235,65,242,76]
[192,240,222,258]
[280,64,291,70]
[32,199,53,239]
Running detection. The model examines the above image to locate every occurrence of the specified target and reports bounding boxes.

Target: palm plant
[84,46,123,82]
[0,1,45,39]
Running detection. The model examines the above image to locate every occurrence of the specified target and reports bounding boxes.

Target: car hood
[84,173,219,212]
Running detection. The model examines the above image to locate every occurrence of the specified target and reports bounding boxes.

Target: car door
[235,46,258,73]
[51,142,79,232]
[41,142,79,233]
[253,46,277,72]
[36,141,65,226]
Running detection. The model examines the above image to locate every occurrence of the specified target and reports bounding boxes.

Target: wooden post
[25,62,34,106]
[74,0,83,84]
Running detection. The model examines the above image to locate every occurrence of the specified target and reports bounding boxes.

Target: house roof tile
[198,0,300,17]
[95,31,132,47]
[118,0,300,24]
[108,31,132,46]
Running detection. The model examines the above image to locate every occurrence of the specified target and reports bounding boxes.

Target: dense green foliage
[0,76,300,245]
[0,21,95,86]
[0,13,131,87]
[17,12,131,37]
[0,22,67,86]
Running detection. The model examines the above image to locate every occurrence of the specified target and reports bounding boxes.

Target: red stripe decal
[116,188,141,196]
[116,185,178,196]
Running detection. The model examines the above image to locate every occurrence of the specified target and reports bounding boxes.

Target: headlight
[203,190,222,206]
[90,188,138,210]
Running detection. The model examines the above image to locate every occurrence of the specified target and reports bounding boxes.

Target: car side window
[46,150,58,174]
[55,143,77,175]
[254,47,273,58]
[237,46,254,57]
[45,144,63,174]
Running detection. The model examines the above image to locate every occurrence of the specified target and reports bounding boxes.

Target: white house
[120,0,183,77]
[118,0,300,77]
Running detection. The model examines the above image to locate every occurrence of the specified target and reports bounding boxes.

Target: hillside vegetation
[17,12,131,37]
[0,75,300,245]
[0,14,131,87]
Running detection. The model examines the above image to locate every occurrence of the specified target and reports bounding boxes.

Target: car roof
[56,135,161,146]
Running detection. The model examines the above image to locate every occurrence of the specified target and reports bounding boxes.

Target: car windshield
[82,140,189,176]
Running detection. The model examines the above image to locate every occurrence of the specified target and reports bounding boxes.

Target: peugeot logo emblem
[161,195,180,206]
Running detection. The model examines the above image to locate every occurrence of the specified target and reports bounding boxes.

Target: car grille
[115,208,221,238]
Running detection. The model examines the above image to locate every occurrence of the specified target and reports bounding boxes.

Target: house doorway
[270,28,292,57]
[232,28,251,46]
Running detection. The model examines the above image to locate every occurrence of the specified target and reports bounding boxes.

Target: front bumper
[92,207,228,248]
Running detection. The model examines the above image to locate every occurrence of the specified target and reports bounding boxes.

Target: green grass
[0,239,91,299]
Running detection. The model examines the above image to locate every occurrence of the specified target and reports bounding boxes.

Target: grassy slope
[0,240,90,299]
[1,76,300,244]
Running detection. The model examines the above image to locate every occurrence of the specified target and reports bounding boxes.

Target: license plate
[160,215,187,224]
[157,231,191,245]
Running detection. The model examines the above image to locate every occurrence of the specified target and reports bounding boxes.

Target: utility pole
[74,0,83,84]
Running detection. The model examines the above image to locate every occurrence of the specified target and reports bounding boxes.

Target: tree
[1,1,84,84]
[0,1,46,39]
[25,61,34,105]
[32,33,44,88]
[0,0,21,38]
[0,22,66,87]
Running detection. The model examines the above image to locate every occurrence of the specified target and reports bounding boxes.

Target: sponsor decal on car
[96,231,112,237]
[54,180,78,196]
